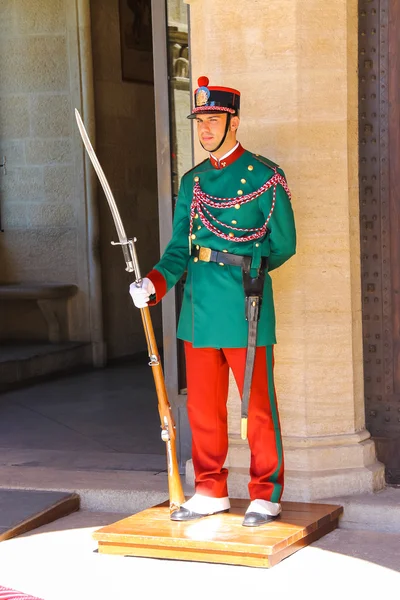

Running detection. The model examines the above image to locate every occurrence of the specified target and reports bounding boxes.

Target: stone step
[186,461,385,503]
[323,487,400,534]
[0,342,92,391]
[0,462,398,535]
[0,464,194,514]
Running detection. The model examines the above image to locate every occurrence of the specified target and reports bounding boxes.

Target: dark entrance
[359,0,400,484]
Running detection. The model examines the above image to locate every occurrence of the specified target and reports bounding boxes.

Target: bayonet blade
[75,108,136,273]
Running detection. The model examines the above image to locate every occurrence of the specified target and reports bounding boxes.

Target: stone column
[185,0,385,500]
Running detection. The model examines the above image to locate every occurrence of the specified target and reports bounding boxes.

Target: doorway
[359,0,400,484]
[91,0,193,466]
[90,0,162,361]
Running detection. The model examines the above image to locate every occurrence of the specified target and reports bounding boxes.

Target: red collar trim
[209,143,245,170]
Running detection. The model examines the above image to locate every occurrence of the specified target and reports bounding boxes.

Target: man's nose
[199,121,211,132]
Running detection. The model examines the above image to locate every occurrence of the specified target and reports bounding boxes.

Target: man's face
[195,113,239,154]
[195,113,228,152]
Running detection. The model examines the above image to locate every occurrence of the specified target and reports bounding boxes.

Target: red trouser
[184,342,284,502]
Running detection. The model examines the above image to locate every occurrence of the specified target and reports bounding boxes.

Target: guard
[130,76,296,527]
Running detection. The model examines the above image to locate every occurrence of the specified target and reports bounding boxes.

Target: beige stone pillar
[185,0,385,500]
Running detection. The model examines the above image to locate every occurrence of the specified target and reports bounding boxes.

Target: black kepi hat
[187,76,241,119]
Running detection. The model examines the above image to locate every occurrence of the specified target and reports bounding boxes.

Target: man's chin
[200,139,219,152]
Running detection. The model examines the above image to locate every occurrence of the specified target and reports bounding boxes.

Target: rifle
[75,109,185,513]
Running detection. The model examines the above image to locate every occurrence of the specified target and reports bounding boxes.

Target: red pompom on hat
[197,76,209,88]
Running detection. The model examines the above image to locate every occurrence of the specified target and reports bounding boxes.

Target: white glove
[129,277,156,308]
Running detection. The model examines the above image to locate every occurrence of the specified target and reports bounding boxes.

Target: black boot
[242,512,279,527]
[171,507,229,522]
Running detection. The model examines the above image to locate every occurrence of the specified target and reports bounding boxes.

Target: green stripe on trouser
[267,345,283,502]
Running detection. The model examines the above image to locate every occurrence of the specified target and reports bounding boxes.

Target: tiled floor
[0,357,166,472]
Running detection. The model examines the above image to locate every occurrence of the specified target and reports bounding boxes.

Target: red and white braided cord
[191,106,236,114]
[189,172,291,243]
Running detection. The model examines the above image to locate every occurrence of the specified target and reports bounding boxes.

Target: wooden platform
[93,499,343,568]
[0,489,80,542]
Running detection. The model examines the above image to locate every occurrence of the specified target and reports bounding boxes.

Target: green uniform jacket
[148,147,296,348]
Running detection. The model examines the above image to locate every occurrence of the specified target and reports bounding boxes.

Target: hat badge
[195,76,210,107]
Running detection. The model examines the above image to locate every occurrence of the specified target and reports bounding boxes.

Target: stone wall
[0,0,162,357]
[0,0,92,342]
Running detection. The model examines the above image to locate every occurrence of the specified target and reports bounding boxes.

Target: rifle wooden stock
[140,306,186,512]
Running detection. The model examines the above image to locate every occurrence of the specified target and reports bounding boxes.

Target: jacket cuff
[146,269,167,305]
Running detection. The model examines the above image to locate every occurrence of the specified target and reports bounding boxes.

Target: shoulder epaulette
[252,154,280,171]
[183,159,208,177]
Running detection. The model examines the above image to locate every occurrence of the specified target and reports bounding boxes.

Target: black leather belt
[192,246,268,271]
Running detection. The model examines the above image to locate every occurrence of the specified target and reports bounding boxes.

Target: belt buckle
[199,247,212,262]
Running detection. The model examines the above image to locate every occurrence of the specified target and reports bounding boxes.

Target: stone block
[0,229,77,282]
[297,69,347,120]
[188,0,297,75]
[298,120,349,160]
[226,435,378,472]
[0,36,69,93]
[43,165,74,202]
[303,311,354,363]
[304,396,358,438]
[25,139,72,166]
[0,140,25,166]
[0,0,15,35]
[0,167,44,202]
[16,0,66,34]
[239,70,297,123]
[30,95,71,137]
[302,266,352,313]
[26,203,75,228]
[0,96,30,138]
[0,203,27,229]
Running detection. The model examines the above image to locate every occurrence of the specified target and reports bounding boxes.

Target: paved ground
[0,359,166,468]
[1,362,400,598]
[0,510,399,600]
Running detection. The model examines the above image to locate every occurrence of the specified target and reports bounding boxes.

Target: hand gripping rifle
[75,109,185,513]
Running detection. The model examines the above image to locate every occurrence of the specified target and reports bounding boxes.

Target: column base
[185,430,386,501]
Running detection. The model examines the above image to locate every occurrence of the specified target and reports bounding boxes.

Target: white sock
[182,493,230,515]
[246,499,281,516]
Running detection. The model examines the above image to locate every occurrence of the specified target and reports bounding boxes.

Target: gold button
[232,220,237,225]
[194,214,199,219]
[235,203,240,210]
[222,249,228,253]
[191,234,196,240]
[194,176,199,182]
[229,233,235,238]
[237,190,243,196]
[198,225,201,230]
[248,165,254,171]
[194,257,199,262]
[241,178,246,184]
[196,245,199,250]
[219,262,225,266]
[255,243,260,247]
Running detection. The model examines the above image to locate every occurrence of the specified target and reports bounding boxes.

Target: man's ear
[231,116,240,131]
